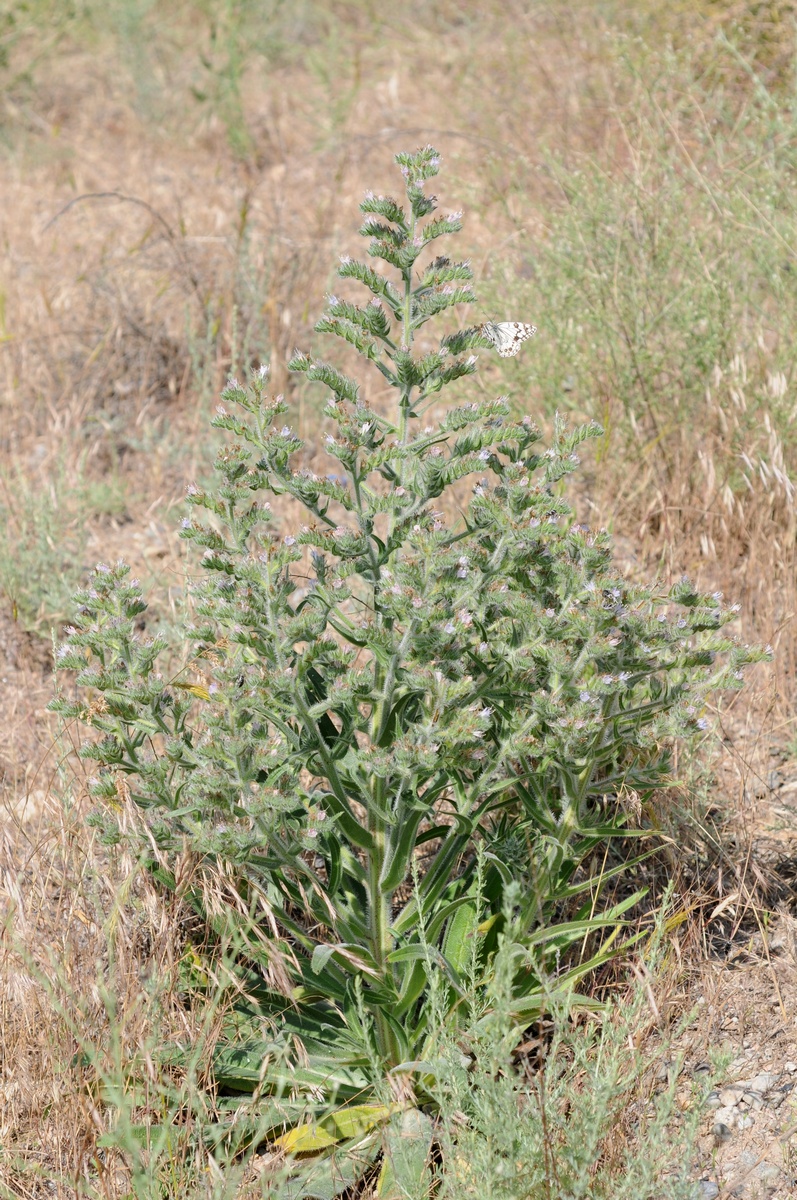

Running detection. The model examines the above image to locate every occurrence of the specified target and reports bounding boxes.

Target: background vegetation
[1,1,796,1197]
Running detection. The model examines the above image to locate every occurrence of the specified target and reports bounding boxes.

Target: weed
[47,145,765,1194]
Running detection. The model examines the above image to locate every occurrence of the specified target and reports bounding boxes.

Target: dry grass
[2,0,797,1194]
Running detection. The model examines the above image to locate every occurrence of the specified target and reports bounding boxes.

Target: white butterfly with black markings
[481,320,537,358]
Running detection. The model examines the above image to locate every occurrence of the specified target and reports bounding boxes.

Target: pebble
[698,1183,719,1200]
[719,1084,746,1106]
[747,1072,779,1094]
[785,1062,797,1073]
[713,1109,736,1141]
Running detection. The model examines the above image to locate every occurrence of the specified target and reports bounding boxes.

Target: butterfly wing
[482,321,537,357]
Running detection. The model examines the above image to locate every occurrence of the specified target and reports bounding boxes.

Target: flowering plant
[51,147,764,1128]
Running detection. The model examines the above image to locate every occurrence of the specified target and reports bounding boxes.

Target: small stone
[719,1085,746,1106]
[742,1091,765,1109]
[714,1105,738,1127]
[705,1091,722,1110]
[768,769,783,790]
[756,1162,782,1183]
[737,1112,755,1130]
[747,1072,779,1094]
[699,1183,719,1200]
[784,1061,797,1073]
[713,1109,736,1141]
[692,1061,712,1077]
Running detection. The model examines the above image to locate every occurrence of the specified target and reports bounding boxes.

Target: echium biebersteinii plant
[51,147,766,1107]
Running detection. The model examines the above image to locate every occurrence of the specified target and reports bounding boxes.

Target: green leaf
[376,1108,434,1199]
[311,942,380,979]
[442,901,477,976]
[311,943,338,975]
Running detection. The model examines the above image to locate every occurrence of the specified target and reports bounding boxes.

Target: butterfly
[480,321,537,358]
